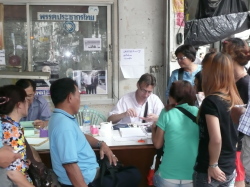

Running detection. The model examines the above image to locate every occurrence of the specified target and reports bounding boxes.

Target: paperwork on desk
[119,127,146,138]
[112,127,147,142]
[112,124,152,142]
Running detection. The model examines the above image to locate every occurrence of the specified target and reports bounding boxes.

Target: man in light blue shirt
[49,108,99,185]
[49,78,141,187]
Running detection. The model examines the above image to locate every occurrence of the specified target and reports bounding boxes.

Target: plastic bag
[195,0,248,19]
[184,12,250,46]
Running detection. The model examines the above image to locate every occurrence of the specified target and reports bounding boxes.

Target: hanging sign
[37,12,96,21]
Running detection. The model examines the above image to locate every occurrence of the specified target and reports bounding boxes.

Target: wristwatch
[209,163,218,168]
[97,141,104,148]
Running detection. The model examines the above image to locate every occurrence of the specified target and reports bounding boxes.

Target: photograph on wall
[73,70,107,94]
[33,62,60,96]
[83,38,101,51]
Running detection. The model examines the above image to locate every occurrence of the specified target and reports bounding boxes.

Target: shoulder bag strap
[175,106,197,124]
[178,68,184,80]
[142,102,148,123]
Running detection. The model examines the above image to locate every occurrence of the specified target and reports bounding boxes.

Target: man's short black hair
[50,78,78,106]
[15,79,36,91]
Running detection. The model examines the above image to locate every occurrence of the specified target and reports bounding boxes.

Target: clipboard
[26,137,48,146]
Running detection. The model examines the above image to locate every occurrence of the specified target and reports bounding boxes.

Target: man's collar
[53,108,75,119]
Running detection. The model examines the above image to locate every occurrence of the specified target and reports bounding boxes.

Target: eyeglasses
[139,85,152,95]
[176,56,187,61]
[26,93,35,99]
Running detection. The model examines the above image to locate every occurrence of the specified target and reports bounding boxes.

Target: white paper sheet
[120,49,144,78]
[119,128,147,138]
[120,65,144,78]
[83,38,101,51]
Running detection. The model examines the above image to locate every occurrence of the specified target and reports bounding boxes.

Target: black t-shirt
[236,75,250,104]
[194,95,237,175]
[236,75,250,151]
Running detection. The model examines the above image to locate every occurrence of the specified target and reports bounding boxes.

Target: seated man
[16,79,51,129]
[107,73,164,124]
[48,78,141,187]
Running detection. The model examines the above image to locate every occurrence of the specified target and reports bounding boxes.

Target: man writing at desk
[107,73,164,124]
[16,79,51,129]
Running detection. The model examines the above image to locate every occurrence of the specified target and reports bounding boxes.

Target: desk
[28,130,157,187]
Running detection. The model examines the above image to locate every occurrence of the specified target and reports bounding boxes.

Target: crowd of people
[0,38,250,187]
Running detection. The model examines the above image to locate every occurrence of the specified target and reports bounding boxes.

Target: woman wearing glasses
[166,44,202,100]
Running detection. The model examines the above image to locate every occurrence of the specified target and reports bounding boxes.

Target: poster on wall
[83,38,101,51]
[33,62,60,96]
[172,0,185,27]
[120,49,145,78]
[35,79,52,96]
[73,70,107,94]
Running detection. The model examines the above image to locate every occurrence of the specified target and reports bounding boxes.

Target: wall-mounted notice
[120,49,144,78]
[84,38,101,51]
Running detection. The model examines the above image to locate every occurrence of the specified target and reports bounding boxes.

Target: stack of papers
[119,127,146,138]
[20,121,34,128]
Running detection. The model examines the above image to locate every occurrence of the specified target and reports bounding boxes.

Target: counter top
[25,129,153,151]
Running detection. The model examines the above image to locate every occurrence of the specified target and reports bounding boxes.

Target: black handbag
[98,155,124,186]
[89,155,141,187]
[25,139,60,187]
[27,162,59,187]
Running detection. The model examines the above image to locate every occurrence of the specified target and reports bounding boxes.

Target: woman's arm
[7,170,34,187]
[206,114,226,183]
[0,145,21,168]
[151,123,164,149]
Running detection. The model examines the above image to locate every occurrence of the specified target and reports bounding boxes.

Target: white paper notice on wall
[120,49,144,78]
[83,38,101,51]
[0,50,5,65]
